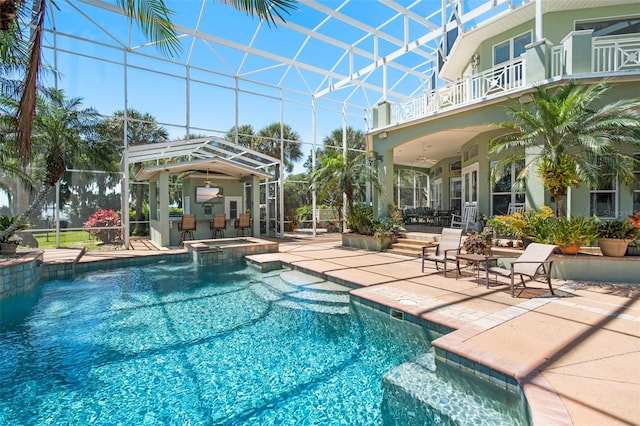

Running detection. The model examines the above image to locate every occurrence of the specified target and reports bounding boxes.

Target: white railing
[593,34,640,73]
[551,45,563,77]
[391,58,525,125]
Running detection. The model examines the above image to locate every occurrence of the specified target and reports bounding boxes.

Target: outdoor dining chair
[486,243,557,297]
[421,228,463,276]
[179,214,196,244]
[210,214,226,239]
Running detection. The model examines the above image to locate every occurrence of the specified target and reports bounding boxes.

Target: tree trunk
[556,194,566,217]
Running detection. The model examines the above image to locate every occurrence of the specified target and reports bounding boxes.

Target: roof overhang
[135,157,272,181]
[127,136,280,181]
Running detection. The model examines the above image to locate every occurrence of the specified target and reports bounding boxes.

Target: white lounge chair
[421,228,463,276]
[507,202,526,215]
[486,243,557,297]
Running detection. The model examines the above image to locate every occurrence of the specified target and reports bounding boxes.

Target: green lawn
[33,230,112,250]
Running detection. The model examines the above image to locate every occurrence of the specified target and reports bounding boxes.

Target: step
[288,289,350,305]
[382,358,525,425]
[386,248,422,258]
[275,299,351,315]
[399,232,440,243]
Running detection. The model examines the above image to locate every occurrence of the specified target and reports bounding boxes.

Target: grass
[33,230,116,250]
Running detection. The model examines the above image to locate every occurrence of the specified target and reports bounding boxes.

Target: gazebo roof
[128,137,280,181]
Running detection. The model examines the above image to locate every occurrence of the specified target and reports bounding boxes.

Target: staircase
[251,269,351,315]
[385,232,440,257]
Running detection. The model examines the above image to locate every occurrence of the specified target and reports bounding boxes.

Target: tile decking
[6,234,639,425]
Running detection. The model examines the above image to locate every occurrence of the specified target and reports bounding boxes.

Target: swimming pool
[0,262,526,425]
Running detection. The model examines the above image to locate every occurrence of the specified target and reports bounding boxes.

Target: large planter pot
[558,243,581,255]
[0,243,19,254]
[341,233,394,252]
[627,245,640,256]
[598,238,629,257]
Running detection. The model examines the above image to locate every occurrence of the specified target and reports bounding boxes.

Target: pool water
[0,262,433,425]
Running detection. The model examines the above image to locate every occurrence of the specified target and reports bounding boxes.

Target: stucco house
[368,0,640,223]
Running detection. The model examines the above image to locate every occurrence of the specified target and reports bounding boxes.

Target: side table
[455,253,497,286]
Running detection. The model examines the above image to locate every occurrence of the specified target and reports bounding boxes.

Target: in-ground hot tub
[183,237,279,266]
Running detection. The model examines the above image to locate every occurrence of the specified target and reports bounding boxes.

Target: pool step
[382,356,524,425]
[252,269,351,314]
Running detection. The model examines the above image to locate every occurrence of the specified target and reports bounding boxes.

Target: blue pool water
[0,262,527,425]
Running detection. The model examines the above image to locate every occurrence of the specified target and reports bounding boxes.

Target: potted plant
[461,230,493,255]
[550,216,598,255]
[627,212,640,256]
[597,218,640,257]
[0,215,30,254]
[487,205,554,246]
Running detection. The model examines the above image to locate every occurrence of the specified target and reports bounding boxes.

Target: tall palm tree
[309,150,380,230]
[0,88,113,239]
[489,81,640,217]
[250,122,303,173]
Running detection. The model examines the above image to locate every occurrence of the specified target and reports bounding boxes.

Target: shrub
[84,209,122,244]
[346,203,375,235]
[597,218,640,240]
[462,230,493,255]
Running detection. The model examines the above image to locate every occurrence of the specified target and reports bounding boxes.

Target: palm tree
[230,122,303,173]
[309,150,380,230]
[99,109,169,234]
[0,0,298,165]
[489,81,640,217]
[0,88,114,239]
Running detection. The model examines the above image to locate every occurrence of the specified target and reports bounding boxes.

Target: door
[225,196,243,220]
[462,163,479,206]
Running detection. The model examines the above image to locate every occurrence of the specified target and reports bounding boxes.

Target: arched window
[464,145,478,162]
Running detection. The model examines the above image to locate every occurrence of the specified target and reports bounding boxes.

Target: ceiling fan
[203,168,213,187]
[415,143,437,165]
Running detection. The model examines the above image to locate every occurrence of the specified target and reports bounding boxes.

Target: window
[491,160,525,215]
[634,153,640,213]
[493,32,531,65]
[462,163,479,205]
[464,144,478,162]
[590,171,617,218]
[576,16,640,36]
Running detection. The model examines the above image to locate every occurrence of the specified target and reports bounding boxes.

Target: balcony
[377,33,640,129]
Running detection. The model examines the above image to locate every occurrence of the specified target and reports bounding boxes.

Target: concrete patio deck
[34,233,639,425]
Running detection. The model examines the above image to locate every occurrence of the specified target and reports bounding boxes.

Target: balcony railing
[593,34,640,73]
[391,59,525,125]
[386,34,640,129]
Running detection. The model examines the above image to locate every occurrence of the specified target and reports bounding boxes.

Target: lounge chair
[421,228,463,276]
[486,243,557,297]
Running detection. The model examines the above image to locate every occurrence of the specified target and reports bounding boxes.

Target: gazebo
[126,136,280,248]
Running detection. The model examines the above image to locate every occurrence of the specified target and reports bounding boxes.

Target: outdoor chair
[486,243,557,297]
[421,228,463,276]
[450,202,477,233]
[507,202,526,215]
[210,214,226,239]
[235,213,251,237]
[179,214,196,244]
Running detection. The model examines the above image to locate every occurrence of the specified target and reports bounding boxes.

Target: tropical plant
[83,209,122,244]
[597,219,640,240]
[462,230,493,255]
[550,216,599,247]
[489,81,640,217]
[487,206,554,243]
[0,214,29,244]
[345,203,375,236]
[309,150,380,230]
[628,211,640,228]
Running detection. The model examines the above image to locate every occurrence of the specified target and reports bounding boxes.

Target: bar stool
[179,214,196,244]
[210,214,226,238]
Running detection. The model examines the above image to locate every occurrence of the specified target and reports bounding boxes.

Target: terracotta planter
[598,238,629,257]
[559,243,580,255]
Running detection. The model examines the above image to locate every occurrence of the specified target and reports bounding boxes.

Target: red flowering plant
[83,209,122,244]
[629,211,640,228]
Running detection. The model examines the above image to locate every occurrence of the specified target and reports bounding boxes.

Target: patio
[28,233,640,425]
